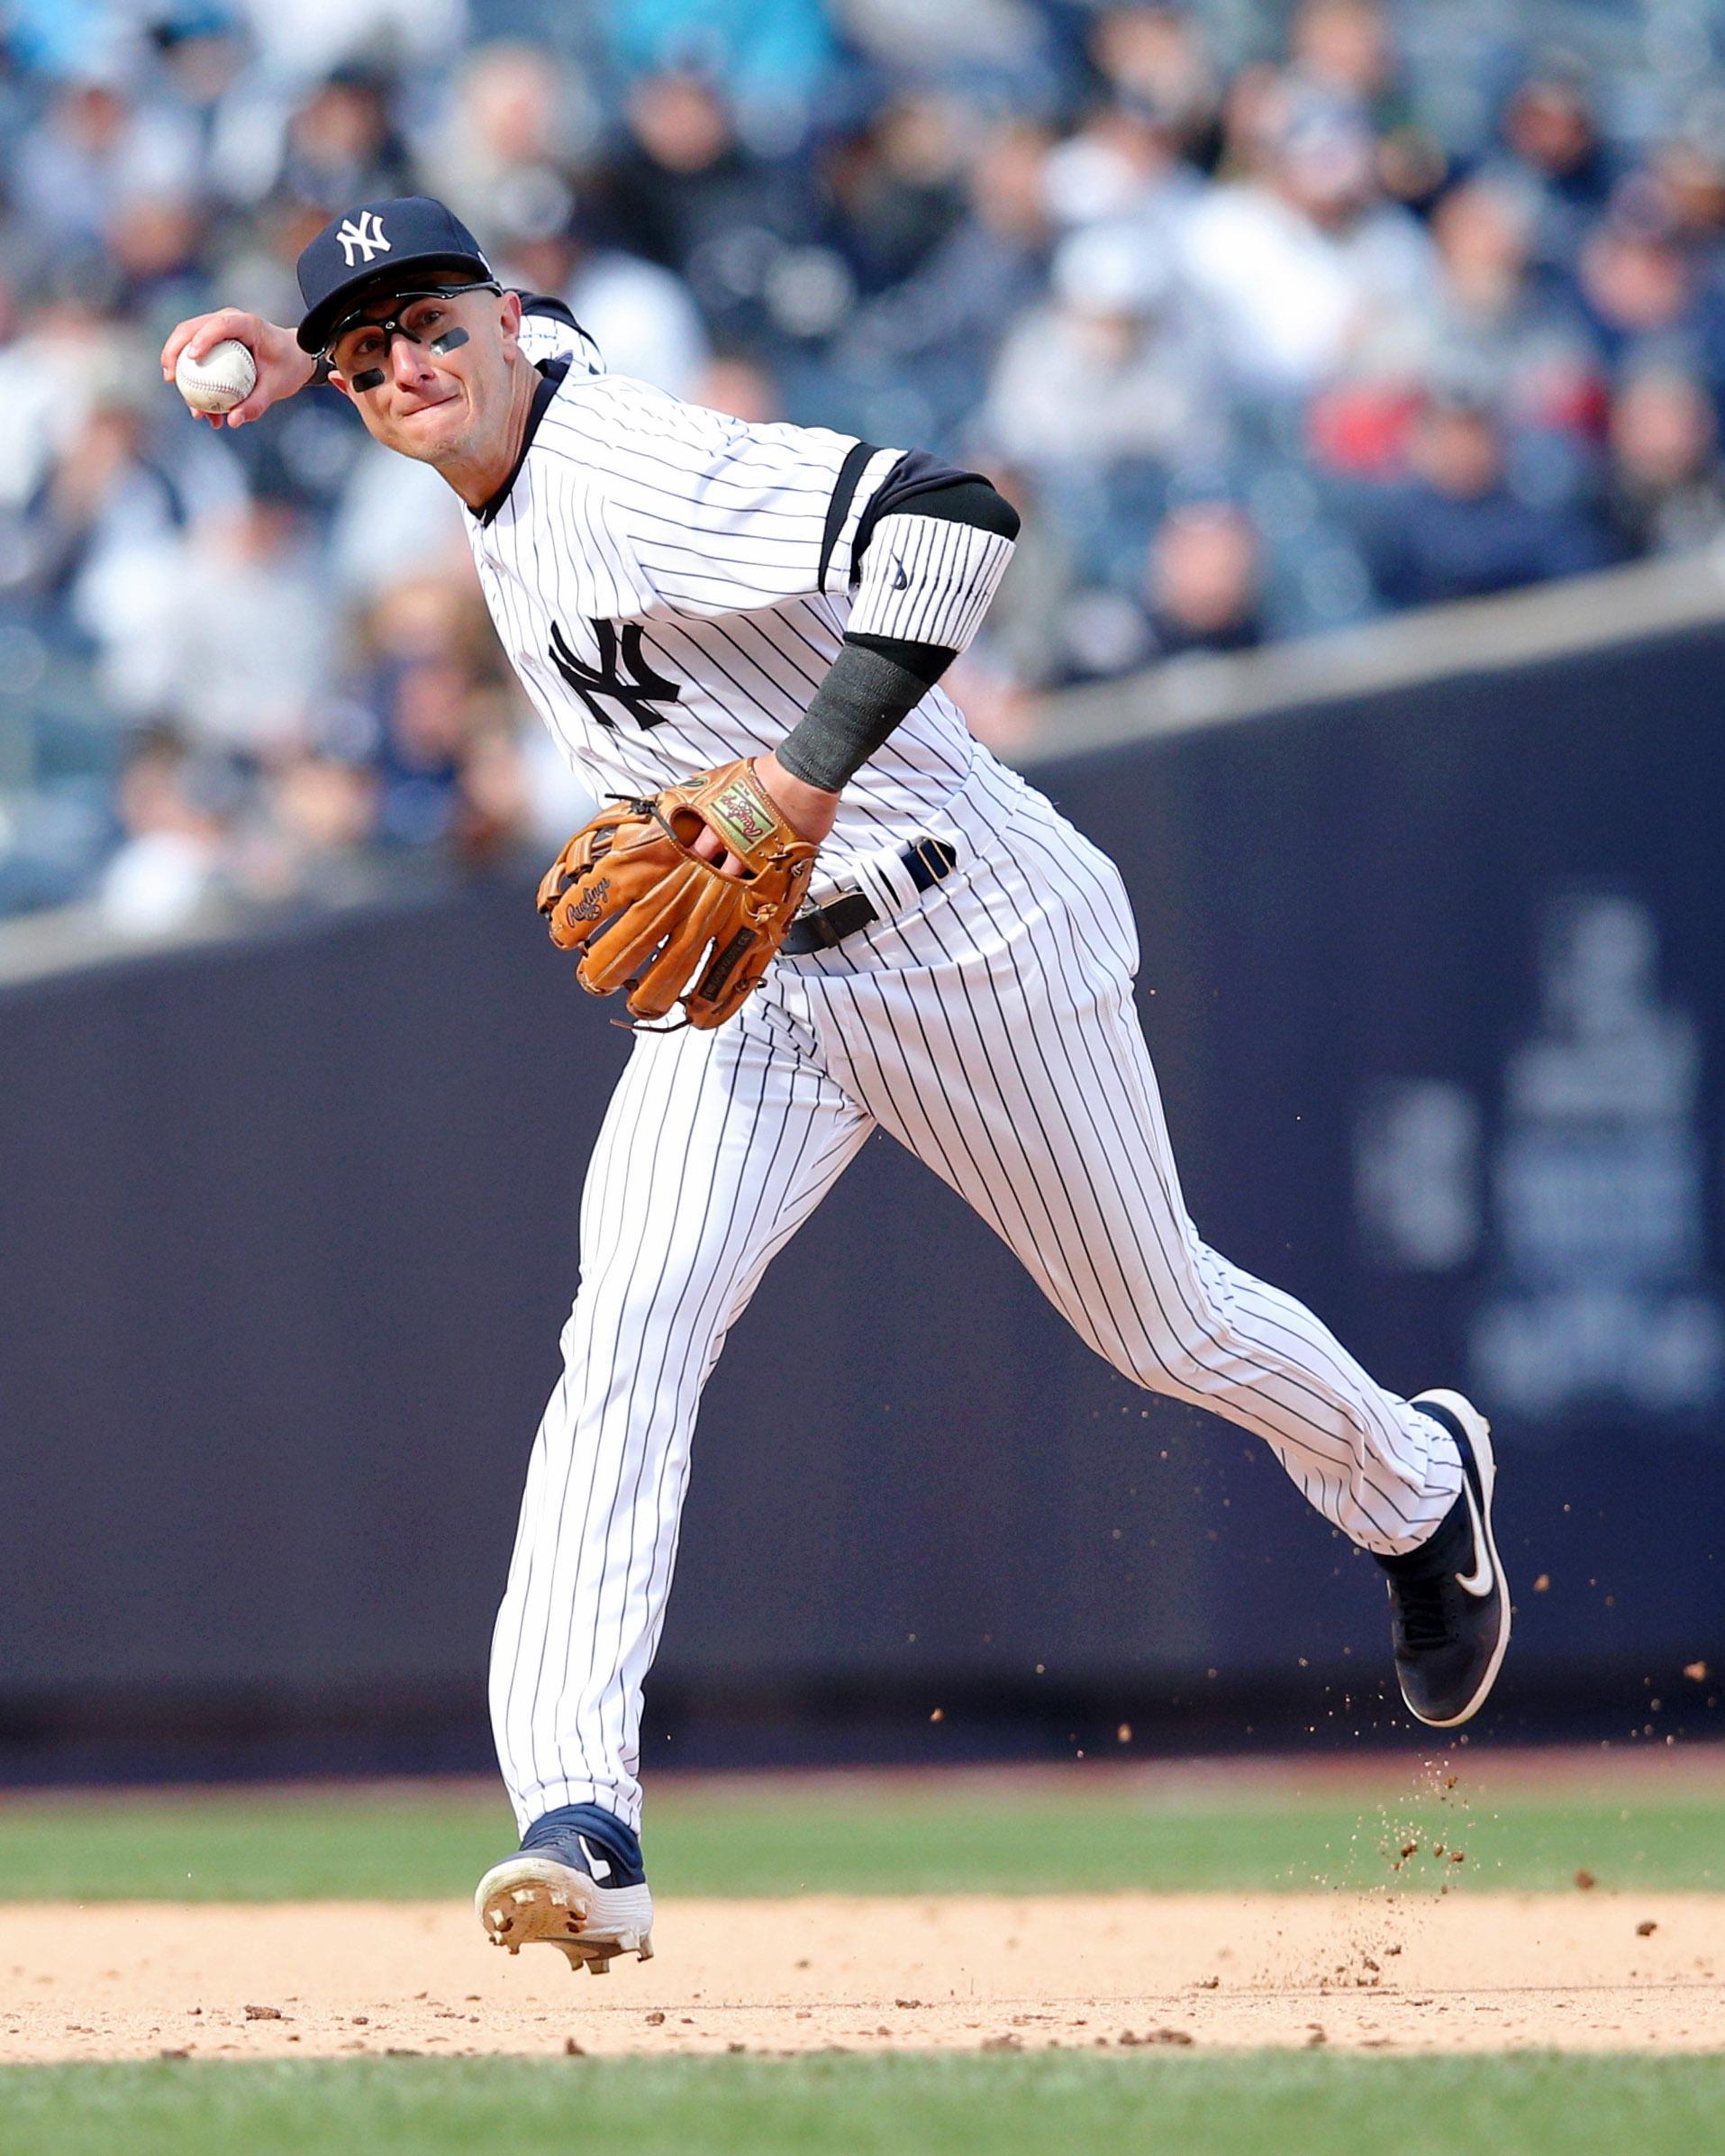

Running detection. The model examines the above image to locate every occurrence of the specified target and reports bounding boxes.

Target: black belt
[782,838,958,955]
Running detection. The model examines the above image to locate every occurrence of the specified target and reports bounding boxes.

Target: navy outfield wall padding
[2,618,1721,1764]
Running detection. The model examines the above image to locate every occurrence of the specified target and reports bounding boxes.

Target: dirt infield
[4,1893,1719,2062]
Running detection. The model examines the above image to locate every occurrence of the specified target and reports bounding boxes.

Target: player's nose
[389,332,436,387]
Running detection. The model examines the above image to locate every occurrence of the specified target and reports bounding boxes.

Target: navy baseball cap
[295,196,495,354]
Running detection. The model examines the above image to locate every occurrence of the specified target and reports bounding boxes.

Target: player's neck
[440,357,540,512]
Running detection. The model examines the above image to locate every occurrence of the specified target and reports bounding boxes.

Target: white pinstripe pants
[490,782,1463,1833]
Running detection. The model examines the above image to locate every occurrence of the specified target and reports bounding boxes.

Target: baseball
[175,338,257,414]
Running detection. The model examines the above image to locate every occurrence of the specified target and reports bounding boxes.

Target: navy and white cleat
[1375,1389,1510,1730]
[475,1804,654,1976]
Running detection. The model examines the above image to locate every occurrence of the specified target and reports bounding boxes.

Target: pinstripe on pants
[489,782,1463,1833]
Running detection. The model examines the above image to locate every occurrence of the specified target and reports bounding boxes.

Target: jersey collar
[471,359,569,528]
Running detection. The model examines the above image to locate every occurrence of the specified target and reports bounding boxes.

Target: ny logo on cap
[336,211,390,268]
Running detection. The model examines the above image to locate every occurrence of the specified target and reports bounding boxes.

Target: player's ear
[498,287,523,356]
[326,370,351,404]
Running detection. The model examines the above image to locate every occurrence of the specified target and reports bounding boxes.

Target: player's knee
[1119,1318,1231,1402]
[559,1269,729,1367]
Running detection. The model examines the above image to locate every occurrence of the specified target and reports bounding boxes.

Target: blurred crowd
[7,0,1725,929]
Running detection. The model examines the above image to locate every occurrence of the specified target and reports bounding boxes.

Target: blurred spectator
[563,240,713,396]
[1644,124,1725,255]
[105,196,213,342]
[1427,176,1577,398]
[241,749,378,905]
[1364,392,1610,608]
[597,0,840,140]
[96,732,238,938]
[115,491,332,753]
[1054,496,1267,682]
[1085,5,1222,172]
[826,95,968,296]
[1342,172,1610,480]
[984,223,1218,475]
[1044,84,1197,234]
[327,446,469,600]
[1146,500,1267,657]
[1179,85,1436,398]
[23,371,247,733]
[1496,68,1616,276]
[1574,198,1725,399]
[615,67,776,273]
[271,748,377,851]
[0,298,151,516]
[1285,0,1446,214]
[275,68,415,212]
[603,70,840,352]
[14,74,198,258]
[153,14,251,148]
[27,381,194,613]
[356,575,508,852]
[839,117,1055,447]
[422,42,595,241]
[1289,0,1396,120]
[1605,365,1725,559]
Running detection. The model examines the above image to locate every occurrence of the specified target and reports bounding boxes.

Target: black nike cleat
[1375,1389,1509,1729]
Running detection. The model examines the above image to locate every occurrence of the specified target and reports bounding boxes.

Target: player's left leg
[803,793,1472,1545]
[802,789,1504,1723]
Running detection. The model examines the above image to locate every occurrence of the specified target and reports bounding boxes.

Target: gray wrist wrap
[776,641,942,795]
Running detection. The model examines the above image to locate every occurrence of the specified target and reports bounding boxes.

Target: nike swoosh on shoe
[1454,1475,1493,1597]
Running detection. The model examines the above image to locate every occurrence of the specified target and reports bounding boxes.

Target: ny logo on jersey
[549,618,682,731]
[336,211,390,267]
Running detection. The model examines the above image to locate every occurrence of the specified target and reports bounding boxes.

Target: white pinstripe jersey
[467,307,1008,875]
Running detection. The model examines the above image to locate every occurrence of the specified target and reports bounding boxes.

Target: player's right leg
[478,999,870,1970]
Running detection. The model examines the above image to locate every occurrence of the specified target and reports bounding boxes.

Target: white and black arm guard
[776,468,1019,794]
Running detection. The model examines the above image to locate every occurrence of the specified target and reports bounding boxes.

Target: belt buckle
[909,837,956,886]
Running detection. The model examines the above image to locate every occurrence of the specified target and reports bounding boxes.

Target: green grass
[3,2051,1720,2156]
[0,1772,1719,1901]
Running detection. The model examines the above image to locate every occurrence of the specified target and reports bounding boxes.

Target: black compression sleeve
[776,634,951,794]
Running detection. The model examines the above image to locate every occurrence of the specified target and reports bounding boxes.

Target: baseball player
[163,196,1508,1977]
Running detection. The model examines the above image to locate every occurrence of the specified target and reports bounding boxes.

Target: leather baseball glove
[537,760,819,1030]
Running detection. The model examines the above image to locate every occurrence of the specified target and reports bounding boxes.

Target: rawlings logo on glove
[536,760,818,1030]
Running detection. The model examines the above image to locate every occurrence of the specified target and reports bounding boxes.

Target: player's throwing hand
[159,309,316,429]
